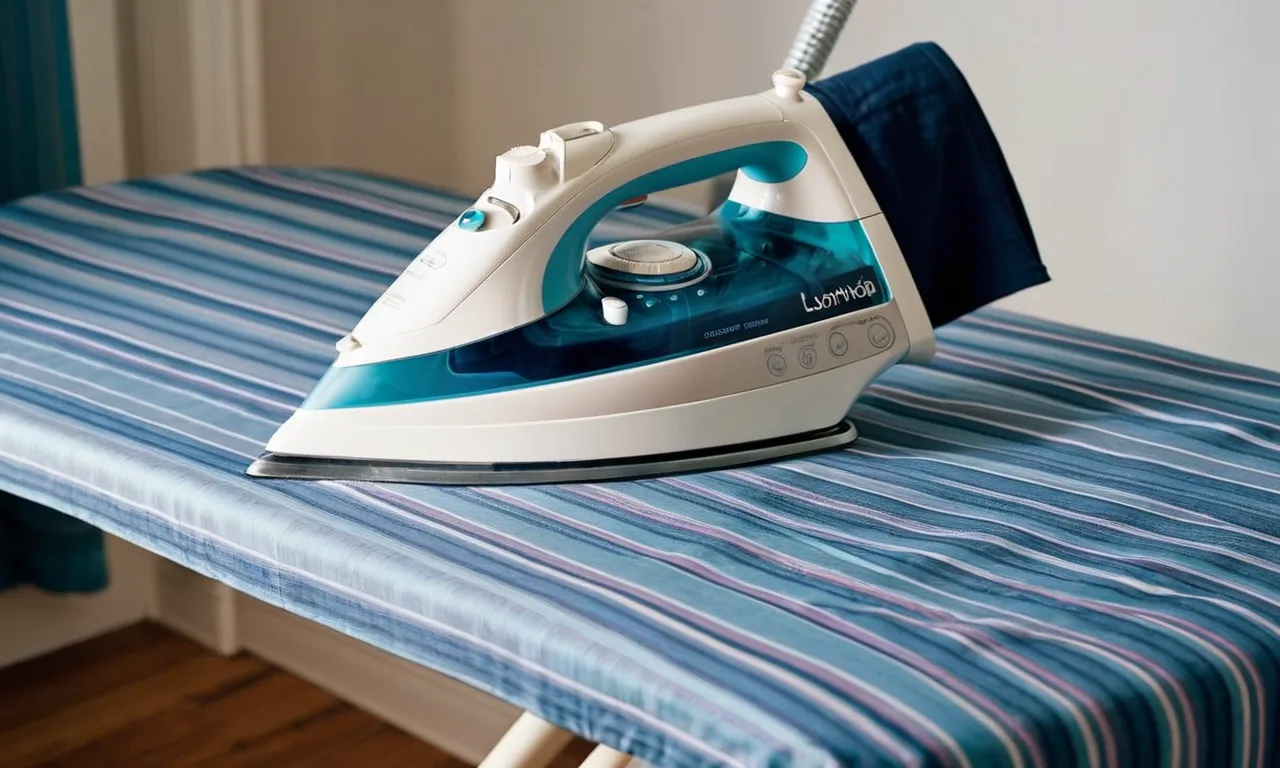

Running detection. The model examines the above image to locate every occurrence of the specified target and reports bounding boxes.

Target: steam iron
[246,64,937,486]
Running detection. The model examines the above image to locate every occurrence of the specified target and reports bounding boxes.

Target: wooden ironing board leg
[578,744,635,768]
[478,712,576,768]
[476,712,641,768]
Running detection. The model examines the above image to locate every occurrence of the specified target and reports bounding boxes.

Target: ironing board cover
[1,167,1277,768]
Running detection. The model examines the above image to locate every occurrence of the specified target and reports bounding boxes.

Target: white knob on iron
[601,297,628,326]
[771,68,806,101]
[495,144,556,194]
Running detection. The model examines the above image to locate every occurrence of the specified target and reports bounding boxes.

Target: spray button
[458,209,486,231]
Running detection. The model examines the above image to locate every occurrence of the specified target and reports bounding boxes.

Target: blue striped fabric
[1,167,1277,768]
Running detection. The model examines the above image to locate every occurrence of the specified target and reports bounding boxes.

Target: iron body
[247,67,936,485]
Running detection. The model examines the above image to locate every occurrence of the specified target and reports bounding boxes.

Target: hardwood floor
[0,622,596,767]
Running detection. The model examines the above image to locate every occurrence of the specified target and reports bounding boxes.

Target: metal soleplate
[245,419,856,486]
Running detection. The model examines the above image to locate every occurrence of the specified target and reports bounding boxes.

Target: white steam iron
[246,63,936,486]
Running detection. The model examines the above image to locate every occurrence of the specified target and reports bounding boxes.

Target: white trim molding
[185,0,265,167]
[234,0,267,164]
[238,595,522,764]
[0,536,154,668]
[66,0,130,185]
[117,0,267,175]
[149,557,240,655]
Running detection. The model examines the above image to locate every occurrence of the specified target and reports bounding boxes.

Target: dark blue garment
[807,42,1048,327]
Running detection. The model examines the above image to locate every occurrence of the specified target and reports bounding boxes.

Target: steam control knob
[495,145,555,193]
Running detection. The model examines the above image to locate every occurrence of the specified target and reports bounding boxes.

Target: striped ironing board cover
[2,167,1277,768]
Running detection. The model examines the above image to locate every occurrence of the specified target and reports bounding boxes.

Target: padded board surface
[2,167,1278,768]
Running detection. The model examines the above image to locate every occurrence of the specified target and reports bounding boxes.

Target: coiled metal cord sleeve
[782,0,857,80]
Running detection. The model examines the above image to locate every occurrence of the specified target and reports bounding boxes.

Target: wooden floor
[0,622,595,767]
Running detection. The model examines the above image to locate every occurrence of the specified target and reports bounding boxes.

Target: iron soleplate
[245,419,856,486]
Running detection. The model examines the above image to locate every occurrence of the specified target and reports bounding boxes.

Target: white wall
[259,0,457,187]
[449,0,796,198]
[439,0,1280,371]
[833,0,1280,370]
[80,0,1280,371]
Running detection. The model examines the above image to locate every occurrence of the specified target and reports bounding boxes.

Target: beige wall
[71,0,1280,371]
[439,0,1280,370]
[260,0,457,188]
[449,0,798,196]
[251,0,788,198]
[835,0,1280,372]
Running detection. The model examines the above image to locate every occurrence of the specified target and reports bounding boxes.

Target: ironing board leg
[478,712,576,768]
[577,744,635,768]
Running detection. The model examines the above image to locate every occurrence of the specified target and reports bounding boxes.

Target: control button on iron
[458,208,486,231]
[548,122,602,141]
[485,196,520,224]
[798,345,817,369]
[767,354,787,377]
[828,332,848,356]
[868,322,892,349]
[601,296,628,326]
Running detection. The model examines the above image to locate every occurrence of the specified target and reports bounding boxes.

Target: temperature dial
[589,240,697,275]
[585,239,711,291]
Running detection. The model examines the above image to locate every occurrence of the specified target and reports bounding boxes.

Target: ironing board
[2,166,1277,768]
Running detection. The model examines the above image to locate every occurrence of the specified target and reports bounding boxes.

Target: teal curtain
[1,0,108,594]
[1,0,82,202]
[0,494,109,593]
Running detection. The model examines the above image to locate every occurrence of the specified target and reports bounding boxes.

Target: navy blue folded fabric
[807,42,1048,327]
